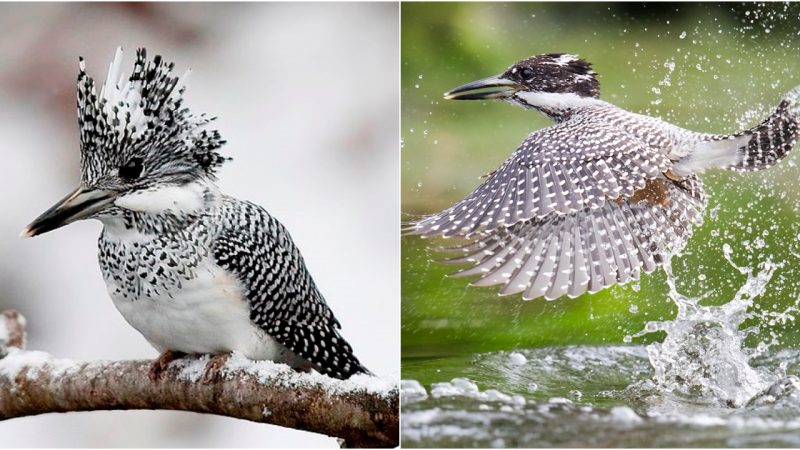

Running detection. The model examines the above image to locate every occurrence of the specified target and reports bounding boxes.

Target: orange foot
[202,353,231,384]
[148,350,185,382]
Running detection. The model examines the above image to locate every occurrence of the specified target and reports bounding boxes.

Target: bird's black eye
[119,157,144,181]
[519,67,534,80]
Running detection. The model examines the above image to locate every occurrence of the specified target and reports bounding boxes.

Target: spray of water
[629,247,798,408]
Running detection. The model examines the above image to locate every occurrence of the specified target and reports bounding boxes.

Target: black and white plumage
[410,53,799,301]
[23,47,367,380]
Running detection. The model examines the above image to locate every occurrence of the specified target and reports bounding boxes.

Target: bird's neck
[510,91,604,121]
[101,179,222,238]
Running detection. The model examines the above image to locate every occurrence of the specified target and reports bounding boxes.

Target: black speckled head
[77,47,228,191]
[21,47,229,238]
[445,53,600,105]
[502,54,599,98]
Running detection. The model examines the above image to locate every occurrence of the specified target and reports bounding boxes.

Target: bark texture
[0,310,398,448]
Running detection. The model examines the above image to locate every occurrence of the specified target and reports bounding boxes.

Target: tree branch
[0,310,398,448]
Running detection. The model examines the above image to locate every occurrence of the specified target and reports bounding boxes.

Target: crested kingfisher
[21,47,368,380]
[411,53,799,301]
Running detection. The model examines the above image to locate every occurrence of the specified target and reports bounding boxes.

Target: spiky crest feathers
[76,47,228,187]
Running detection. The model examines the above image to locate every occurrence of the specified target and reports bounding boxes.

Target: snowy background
[0,3,399,447]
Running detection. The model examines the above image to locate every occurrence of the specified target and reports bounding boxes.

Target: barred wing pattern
[412,117,672,238]
[439,177,706,300]
[213,197,367,379]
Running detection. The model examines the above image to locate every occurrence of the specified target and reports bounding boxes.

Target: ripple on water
[402,346,800,447]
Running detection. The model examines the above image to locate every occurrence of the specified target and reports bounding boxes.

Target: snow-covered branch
[0,310,398,448]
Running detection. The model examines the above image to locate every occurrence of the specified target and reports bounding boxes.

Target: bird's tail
[307,325,371,380]
[674,86,800,175]
[320,338,372,380]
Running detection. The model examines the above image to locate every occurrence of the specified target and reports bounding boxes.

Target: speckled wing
[212,197,367,379]
[439,176,706,300]
[411,118,672,238]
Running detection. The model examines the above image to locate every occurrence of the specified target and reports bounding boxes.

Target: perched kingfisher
[22,47,368,380]
[411,53,799,301]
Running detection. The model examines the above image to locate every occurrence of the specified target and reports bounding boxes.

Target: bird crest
[76,47,227,187]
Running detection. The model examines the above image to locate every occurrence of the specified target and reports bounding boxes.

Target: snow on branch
[0,310,398,448]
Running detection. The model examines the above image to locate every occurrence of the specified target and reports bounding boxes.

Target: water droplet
[629,304,639,314]
[679,31,687,39]
[508,352,527,365]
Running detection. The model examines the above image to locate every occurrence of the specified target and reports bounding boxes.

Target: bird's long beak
[444,75,522,100]
[20,187,115,238]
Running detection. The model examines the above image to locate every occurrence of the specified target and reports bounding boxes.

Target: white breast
[106,258,306,367]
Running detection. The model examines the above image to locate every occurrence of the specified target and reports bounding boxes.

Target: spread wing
[411,118,672,238]
[212,197,367,379]
[438,176,706,300]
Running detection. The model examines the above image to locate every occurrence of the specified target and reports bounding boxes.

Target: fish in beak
[20,187,115,238]
[444,75,522,100]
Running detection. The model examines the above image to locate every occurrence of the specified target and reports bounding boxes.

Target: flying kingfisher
[411,53,799,301]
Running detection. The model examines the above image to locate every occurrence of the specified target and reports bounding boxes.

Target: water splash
[630,251,795,408]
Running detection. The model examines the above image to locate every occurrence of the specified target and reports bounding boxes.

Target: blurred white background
[0,2,398,447]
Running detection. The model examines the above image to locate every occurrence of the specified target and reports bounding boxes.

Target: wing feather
[411,118,672,238]
[438,177,706,301]
[568,216,592,298]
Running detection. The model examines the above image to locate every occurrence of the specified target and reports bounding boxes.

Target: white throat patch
[514,91,604,111]
[114,180,211,215]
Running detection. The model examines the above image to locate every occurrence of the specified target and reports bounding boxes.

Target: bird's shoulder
[514,104,670,166]
[212,195,287,247]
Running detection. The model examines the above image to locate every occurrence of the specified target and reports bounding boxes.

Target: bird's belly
[107,261,294,363]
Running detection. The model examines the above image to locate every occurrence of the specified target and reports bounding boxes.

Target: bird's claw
[202,353,231,384]
[148,350,184,382]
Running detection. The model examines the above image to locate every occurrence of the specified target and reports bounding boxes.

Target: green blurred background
[402,2,800,381]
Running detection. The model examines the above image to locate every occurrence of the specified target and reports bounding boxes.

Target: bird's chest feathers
[98,226,211,301]
[110,256,254,354]
[97,226,273,356]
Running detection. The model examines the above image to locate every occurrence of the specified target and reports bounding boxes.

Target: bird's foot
[664,168,684,182]
[148,350,185,382]
[202,353,231,384]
